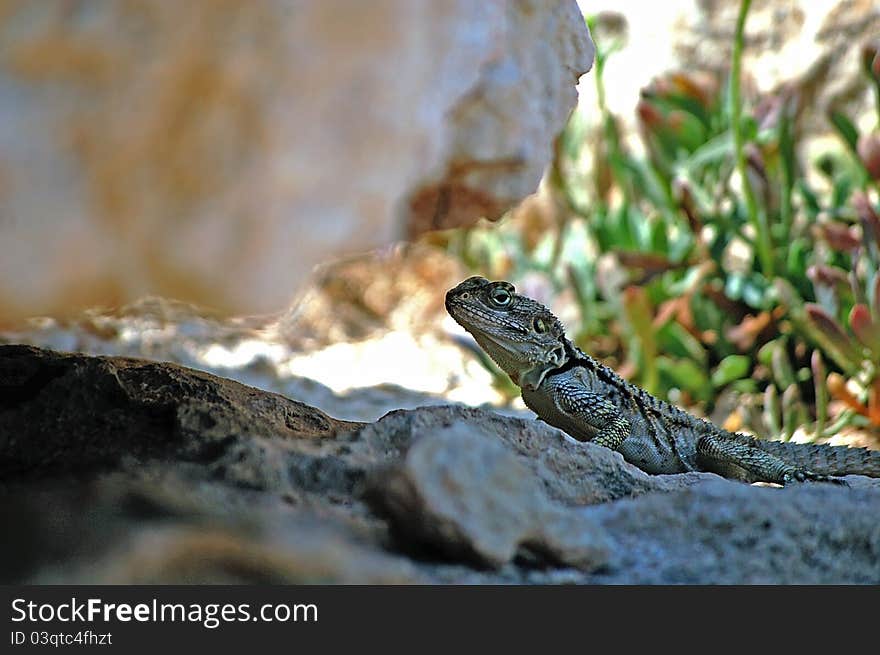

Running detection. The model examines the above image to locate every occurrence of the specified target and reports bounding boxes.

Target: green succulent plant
[441,0,880,444]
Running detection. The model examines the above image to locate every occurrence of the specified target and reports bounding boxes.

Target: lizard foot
[782,469,849,486]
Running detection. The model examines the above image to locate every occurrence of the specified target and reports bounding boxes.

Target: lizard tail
[754,439,880,478]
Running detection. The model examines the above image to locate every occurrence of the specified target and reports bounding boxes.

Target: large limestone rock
[0,0,594,325]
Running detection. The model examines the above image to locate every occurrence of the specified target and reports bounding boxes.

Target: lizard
[445,275,880,484]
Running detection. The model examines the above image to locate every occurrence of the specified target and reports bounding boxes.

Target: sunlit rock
[0,0,593,325]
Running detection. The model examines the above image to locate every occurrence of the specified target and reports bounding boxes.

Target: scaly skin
[446,276,880,484]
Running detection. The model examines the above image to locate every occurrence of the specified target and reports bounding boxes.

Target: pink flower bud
[857,133,880,180]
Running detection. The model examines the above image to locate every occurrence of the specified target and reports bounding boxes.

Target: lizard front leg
[544,375,631,450]
[696,432,845,485]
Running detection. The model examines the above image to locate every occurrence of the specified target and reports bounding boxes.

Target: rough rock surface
[0,0,593,325]
[357,406,714,506]
[365,424,611,570]
[587,480,880,584]
[0,345,361,485]
[2,345,879,584]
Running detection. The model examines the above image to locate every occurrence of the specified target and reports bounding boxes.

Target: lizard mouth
[443,291,458,318]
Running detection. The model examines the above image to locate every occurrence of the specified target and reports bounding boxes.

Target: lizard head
[445,276,568,391]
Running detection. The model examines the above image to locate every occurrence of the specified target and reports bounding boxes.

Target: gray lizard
[446,275,880,484]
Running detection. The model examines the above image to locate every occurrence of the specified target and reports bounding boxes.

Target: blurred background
[2,0,879,450]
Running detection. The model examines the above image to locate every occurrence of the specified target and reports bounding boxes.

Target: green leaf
[657,356,710,398]
[560,111,587,161]
[831,173,853,209]
[803,303,863,374]
[649,218,669,253]
[796,180,821,218]
[679,131,734,171]
[730,378,758,394]
[781,384,803,441]
[625,159,676,217]
[763,384,781,437]
[829,110,859,155]
[777,103,796,228]
[757,338,781,367]
[668,110,709,153]
[725,272,746,301]
[623,286,658,394]
[742,277,768,309]
[612,203,636,250]
[784,238,810,278]
[657,322,707,365]
[668,231,695,263]
[711,354,751,387]
[643,90,712,128]
[628,206,654,251]
[740,115,759,141]
[770,342,797,389]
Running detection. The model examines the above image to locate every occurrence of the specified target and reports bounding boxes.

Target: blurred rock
[5,476,422,584]
[365,423,611,570]
[0,0,593,325]
[278,242,466,347]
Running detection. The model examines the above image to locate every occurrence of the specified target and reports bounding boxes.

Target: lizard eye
[532,317,548,333]
[490,288,512,307]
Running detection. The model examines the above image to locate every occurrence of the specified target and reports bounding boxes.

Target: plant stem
[729,0,774,277]
[777,105,795,238]
[812,351,827,438]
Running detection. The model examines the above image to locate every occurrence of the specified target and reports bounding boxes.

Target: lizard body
[446,276,880,484]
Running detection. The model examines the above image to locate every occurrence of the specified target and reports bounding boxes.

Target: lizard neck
[519,339,576,390]
[546,340,582,376]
